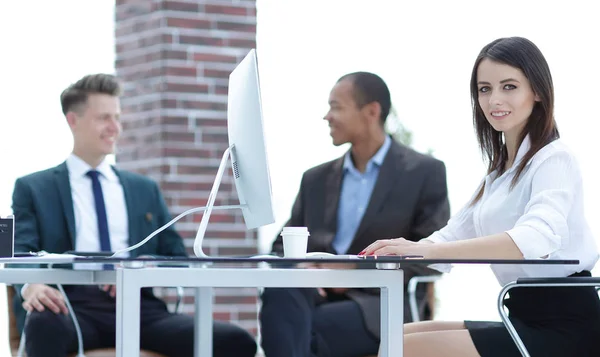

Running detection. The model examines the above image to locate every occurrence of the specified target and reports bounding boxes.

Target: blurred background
[1,1,599,354]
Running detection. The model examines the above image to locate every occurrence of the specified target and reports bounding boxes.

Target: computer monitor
[227,49,275,229]
[193,49,275,257]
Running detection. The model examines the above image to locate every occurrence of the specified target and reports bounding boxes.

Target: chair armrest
[407,275,442,322]
[515,276,600,285]
[152,286,186,314]
[173,286,185,314]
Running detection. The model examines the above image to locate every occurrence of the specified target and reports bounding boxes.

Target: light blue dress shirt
[332,136,392,254]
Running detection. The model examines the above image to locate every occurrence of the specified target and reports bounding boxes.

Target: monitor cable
[17,263,86,357]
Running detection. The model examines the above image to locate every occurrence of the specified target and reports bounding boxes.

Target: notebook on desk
[306,252,424,259]
[249,252,423,260]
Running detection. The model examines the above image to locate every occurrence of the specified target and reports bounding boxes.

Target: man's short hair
[60,74,122,115]
[337,72,391,124]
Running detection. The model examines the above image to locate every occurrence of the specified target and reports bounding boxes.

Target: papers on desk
[35,253,80,259]
[0,252,81,264]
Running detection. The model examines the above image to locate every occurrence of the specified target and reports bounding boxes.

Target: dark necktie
[86,170,112,252]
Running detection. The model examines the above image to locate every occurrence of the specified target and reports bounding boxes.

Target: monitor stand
[193,144,246,257]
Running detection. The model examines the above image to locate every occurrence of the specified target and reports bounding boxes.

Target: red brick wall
[114,0,259,333]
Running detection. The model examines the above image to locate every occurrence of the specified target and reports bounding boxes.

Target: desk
[0,256,405,357]
[115,265,404,357]
[0,256,580,357]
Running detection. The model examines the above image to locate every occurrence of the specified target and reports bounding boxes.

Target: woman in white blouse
[361,36,600,356]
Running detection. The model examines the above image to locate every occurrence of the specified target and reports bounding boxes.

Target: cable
[110,204,243,258]
[51,263,86,357]
[16,311,29,357]
[18,264,86,357]
[18,204,251,357]
[56,284,86,357]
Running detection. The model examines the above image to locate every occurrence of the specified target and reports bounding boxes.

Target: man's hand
[317,286,349,296]
[296,262,319,269]
[325,287,350,295]
[316,262,356,270]
[22,284,68,315]
[101,285,117,298]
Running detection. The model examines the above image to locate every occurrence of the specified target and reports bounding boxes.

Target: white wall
[0,2,116,354]
[255,0,600,320]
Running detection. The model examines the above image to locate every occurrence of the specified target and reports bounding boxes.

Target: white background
[1,1,599,353]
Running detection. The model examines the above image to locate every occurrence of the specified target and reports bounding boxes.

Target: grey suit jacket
[272,138,450,338]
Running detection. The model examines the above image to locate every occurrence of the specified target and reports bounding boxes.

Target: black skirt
[465,271,600,357]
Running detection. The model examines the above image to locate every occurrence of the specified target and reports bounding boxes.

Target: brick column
[114,0,259,333]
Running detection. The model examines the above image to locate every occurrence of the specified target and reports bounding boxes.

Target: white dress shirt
[66,154,129,255]
[424,136,598,286]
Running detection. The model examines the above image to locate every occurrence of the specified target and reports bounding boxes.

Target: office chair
[497,276,600,357]
[407,275,441,322]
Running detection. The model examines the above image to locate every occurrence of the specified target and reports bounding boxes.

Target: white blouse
[424,136,598,286]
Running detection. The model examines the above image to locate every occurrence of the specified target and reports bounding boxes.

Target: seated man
[259,72,450,357]
[11,73,257,357]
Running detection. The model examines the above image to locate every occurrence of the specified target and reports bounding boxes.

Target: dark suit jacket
[10,162,187,331]
[272,139,450,338]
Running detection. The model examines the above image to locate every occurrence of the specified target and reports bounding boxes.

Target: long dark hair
[470,37,559,204]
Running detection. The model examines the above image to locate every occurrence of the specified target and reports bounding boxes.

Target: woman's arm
[429,232,523,259]
[362,149,581,260]
[361,232,523,259]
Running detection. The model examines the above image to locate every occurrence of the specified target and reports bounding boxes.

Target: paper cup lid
[281,226,310,235]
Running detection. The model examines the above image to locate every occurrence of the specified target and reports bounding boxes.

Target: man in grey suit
[11,73,257,357]
[259,72,450,357]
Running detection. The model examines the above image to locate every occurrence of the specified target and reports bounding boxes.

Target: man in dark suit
[259,72,450,357]
[11,73,257,357]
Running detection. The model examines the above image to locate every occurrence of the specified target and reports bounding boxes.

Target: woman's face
[476,58,539,141]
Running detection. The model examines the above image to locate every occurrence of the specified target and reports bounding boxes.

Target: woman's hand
[359,238,432,258]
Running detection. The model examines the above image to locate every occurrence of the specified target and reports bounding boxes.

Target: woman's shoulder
[529,138,578,167]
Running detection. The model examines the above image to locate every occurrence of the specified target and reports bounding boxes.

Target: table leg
[380,274,404,357]
[194,287,213,357]
[116,268,141,357]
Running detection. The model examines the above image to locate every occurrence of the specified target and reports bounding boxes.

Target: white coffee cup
[281,227,310,258]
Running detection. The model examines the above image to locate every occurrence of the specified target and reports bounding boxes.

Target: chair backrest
[6,286,21,353]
